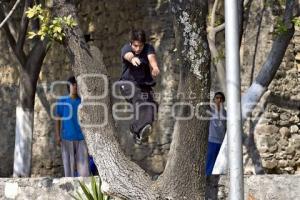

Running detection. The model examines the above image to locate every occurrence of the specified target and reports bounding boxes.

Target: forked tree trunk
[0,0,48,177]
[13,70,35,177]
[54,0,210,199]
[13,41,47,177]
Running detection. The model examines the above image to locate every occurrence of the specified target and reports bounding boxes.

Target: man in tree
[55,76,89,177]
[119,29,160,144]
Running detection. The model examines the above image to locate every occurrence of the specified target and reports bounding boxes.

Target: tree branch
[16,0,33,56]
[26,40,47,76]
[250,0,294,87]
[0,4,26,66]
[207,0,226,93]
[214,23,225,33]
[210,0,219,28]
[249,0,267,86]
[238,0,244,45]
[0,0,21,28]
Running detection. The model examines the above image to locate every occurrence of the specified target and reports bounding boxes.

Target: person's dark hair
[214,91,225,102]
[67,76,77,92]
[130,29,146,44]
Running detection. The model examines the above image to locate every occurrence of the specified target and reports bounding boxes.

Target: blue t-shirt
[55,96,84,141]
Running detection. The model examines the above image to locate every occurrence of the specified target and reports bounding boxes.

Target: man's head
[213,91,225,106]
[130,29,146,55]
[67,76,78,96]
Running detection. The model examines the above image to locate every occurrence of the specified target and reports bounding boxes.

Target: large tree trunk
[13,70,35,177]
[157,27,179,146]
[13,41,47,177]
[157,1,210,199]
[54,0,210,199]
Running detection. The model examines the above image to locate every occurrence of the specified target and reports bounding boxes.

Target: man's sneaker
[135,135,142,145]
[139,124,152,142]
[129,128,142,145]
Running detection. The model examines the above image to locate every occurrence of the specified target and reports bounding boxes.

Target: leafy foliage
[274,18,289,35]
[25,4,77,42]
[70,176,110,200]
[292,17,300,27]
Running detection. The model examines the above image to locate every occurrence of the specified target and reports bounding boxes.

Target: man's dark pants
[120,82,157,135]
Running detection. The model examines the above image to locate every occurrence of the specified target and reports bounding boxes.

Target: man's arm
[148,54,160,77]
[124,52,141,66]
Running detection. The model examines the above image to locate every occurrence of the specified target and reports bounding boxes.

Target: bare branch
[26,40,47,75]
[16,0,33,55]
[214,23,225,33]
[0,4,27,66]
[249,0,266,86]
[254,0,294,87]
[0,0,21,28]
[208,37,226,92]
[238,0,244,44]
[210,0,219,28]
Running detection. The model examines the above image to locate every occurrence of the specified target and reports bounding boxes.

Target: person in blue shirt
[206,92,227,175]
[55,76,89,177]
[119,29,160,144]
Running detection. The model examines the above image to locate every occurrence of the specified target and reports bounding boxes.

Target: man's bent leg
[131,87,157,134]
[133,88,157,133]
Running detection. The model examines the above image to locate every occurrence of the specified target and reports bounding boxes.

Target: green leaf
[79,181,94,200]
[53,26,62,33]
[27,31,36,39]
[91,176,99,200]
[292,17,300,27]
[69,193,81,200]
[99,179,104,200]
[25,9,36,18]
[76,191,84,200]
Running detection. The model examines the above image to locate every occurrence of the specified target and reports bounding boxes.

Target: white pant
[61,140,90,177]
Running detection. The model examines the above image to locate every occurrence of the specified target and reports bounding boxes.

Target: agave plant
[70,176,110,200]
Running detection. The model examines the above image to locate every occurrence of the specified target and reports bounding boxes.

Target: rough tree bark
[0,0,48,177]
[157,0,210,199]
[54,0,210,199]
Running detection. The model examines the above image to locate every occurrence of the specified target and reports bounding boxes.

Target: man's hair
[130,29,146,44]
[67,76,76,92]
[214,91,225,102]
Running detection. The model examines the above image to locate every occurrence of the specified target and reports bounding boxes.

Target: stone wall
[0,175,299,200]
[241,2,300,174]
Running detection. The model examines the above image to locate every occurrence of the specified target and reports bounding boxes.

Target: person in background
[206,92,227,175]
[55,76,90,177]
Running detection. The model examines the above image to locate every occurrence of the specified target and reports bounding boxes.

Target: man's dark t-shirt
[120,43,156,86]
